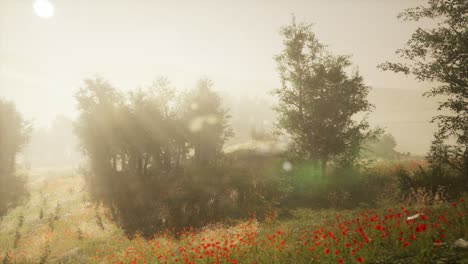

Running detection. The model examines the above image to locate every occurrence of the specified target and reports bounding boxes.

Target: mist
[1,0,466,263]
[1,0,438,159]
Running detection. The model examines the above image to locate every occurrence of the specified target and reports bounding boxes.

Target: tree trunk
[321,158,328,177]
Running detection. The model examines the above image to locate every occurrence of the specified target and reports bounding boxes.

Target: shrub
[283,162,398,209]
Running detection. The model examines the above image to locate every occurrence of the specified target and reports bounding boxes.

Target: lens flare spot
[282,161,292,171]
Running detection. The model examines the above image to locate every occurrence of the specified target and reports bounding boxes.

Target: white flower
[406,213,420,220]
[453,238,468,249]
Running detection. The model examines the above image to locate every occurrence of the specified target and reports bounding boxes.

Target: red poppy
[415,223,427,232]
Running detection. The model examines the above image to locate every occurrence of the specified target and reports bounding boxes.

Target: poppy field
[0,168,467,264]
[92,201,468,263]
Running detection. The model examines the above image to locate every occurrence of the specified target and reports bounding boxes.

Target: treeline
[73,18,382,237]
[74,8,467,237]
[74,77,290,236]
[75,77,231,176]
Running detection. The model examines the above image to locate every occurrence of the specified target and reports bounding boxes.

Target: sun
[33,0,55,19]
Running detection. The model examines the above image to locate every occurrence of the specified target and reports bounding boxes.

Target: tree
[74,77,123,177]
[0,99,31,216]
[379,0,467,174]
[274,17,376,176]
[182,79,234,166]
[0,99,31,174]
[363,133,401,160]
[74,77,277,236]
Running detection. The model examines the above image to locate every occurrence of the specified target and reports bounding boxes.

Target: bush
[397,134,467,204]
[85,158,289,238]
[282,161,398,209]
[0,171,28,217]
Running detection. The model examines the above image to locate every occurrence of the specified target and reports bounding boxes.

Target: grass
[0,168,467,263]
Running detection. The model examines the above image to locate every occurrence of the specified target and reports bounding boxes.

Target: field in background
[0,168,467,263]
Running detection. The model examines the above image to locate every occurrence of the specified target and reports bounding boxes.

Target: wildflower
[339,258,344,263]
[453,239,468,249]
[415,223,427,233]
[357,257,364,263]
[406,213,420,221]
[335,250,340,255]
[325,248,330,254]
[375,224,385,231]
[439,215,448,223]
[404,241,410,247]
[433,239,445,247]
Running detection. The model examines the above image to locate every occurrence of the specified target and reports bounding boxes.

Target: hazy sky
[1,0,437,153]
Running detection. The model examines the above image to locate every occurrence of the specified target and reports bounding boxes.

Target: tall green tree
[379,0,467,173]
[274,18,375,176]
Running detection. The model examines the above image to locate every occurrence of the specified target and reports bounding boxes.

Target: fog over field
[1,0,438,163]
[1,1,467,263]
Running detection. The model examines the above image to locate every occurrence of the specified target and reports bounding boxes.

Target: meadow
[2,0,467,263]
[1,167,467,264]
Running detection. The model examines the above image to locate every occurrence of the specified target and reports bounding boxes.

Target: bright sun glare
[33,0,54,18]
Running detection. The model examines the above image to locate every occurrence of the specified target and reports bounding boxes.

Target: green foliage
[285,162,397,209]
[274,17,378,175]
[74,76,288,237]
[379,0,468,174]
[397,134,467,203]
